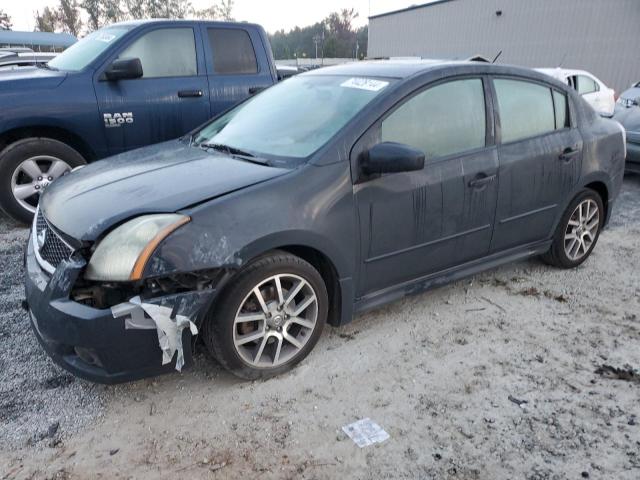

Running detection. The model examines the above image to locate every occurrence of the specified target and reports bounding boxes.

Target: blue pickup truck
[0,19,278,223]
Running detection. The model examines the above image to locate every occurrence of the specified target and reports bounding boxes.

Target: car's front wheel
[542,189,604,268]
[203,251,328,380]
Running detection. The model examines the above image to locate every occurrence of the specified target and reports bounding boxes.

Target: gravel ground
[1,176,639,479]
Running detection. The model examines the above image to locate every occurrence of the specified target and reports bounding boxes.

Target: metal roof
[0,31,77,47]
[369,0,459,20]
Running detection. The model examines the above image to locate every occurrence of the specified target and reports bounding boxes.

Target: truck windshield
[193,75,394,160]
[48,26,132,72]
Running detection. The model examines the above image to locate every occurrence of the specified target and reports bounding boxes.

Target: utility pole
[313,34,321,60]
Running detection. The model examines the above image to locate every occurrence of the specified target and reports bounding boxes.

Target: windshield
[48,26,132,72]
[193,75,394,159]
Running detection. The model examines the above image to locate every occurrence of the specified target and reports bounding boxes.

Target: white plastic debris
[342,418,389,447]
[111,296,198,371]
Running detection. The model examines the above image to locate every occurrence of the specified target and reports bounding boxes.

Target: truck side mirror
[360,142,425,175]
[104,57,143,81]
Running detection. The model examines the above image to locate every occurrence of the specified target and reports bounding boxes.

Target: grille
[34,209,74,272]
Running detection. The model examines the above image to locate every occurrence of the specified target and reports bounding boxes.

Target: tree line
[31,0,234,36]
[0,3,367,60]
[0,9,12,30]
[269,9,367,60]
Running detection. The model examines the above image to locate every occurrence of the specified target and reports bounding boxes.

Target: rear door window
[381,78,486,160]
[208,28,258,74]
[118,28,197,78]
[494,78,556,143]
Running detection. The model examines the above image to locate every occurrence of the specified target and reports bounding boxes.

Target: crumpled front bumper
[24,235,216,384]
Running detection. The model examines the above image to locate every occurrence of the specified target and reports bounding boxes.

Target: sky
[2,0,420,34]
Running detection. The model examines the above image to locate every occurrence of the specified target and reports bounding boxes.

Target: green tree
[0,9,12,30]
[218,0,234,21]
[57,0,83,36]
[81,0,103,31]
[195,0,234,20]
[34,7,59,32]
[268,9,366,61]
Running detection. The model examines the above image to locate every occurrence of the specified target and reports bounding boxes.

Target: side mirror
[361,142,425,175]
[104,57,143,81]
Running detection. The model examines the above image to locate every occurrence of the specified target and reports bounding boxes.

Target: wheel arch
[230,232,355,327]
[583,180,609,224]
[0,125,96,162]
[275,245,343,327]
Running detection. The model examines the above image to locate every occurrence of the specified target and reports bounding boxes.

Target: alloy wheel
[564,198,600,262]
[11,156,71,213]
[233,273,318,368]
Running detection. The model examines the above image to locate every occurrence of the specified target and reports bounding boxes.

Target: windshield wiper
[200,143,270,165]
[37,63,58,71]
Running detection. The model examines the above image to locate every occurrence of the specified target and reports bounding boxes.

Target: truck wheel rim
[564,199,600,261]
[233,273,318,368]
[11,156,71,213]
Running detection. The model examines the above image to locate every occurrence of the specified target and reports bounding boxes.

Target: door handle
[468,174,496,188]
[178,89,203,98]
[559,147,579,162]
[249,86,266,95]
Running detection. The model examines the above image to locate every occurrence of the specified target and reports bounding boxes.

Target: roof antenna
[557,52,567,68]
[491,50,503,63]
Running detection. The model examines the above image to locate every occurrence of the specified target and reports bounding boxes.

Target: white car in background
[536,68,616,116]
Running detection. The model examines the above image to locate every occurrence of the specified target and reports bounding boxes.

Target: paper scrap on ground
[342,418,389,447]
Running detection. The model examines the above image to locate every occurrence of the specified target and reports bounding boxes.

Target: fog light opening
[74,347,103,368]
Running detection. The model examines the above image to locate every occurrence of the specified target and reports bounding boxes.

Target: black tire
[203,251,328,380]
[0,138,86,224]
[541,188,604,268]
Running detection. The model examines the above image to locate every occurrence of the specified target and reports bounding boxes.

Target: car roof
[306,59,474,79]
[306,59,563,82]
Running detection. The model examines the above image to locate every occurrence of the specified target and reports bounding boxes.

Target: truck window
[207,28,258,75]
[118,28,197,78]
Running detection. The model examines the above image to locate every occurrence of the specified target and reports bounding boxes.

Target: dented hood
[41,140,289,241]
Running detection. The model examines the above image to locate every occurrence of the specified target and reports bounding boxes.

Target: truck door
[94,25,211,154]
[201,25,275,117]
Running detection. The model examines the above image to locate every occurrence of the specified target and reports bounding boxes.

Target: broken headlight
[84,214,190,282]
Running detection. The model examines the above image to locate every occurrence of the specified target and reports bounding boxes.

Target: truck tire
[0,138,86,224]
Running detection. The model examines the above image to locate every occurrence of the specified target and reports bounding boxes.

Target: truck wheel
[203,251,328,380]
[541,189,604,269]
[0,138,86,224]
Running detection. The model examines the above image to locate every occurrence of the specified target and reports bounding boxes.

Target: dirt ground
[1,176,639,480]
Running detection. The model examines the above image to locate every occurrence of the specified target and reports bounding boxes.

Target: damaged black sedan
[25,61,626,383]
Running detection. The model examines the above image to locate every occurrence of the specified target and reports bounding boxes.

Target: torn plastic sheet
[342,418,390,447]
[111,295,198,371]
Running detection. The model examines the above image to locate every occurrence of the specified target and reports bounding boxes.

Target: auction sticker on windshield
[96,33,116,43]
[341,78,389,92]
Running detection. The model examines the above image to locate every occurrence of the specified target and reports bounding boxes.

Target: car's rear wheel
[0,138,86,224]
[541,189,604,268]
[203,251,328,380]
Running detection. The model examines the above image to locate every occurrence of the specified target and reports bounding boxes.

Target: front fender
[143,162,358,282]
